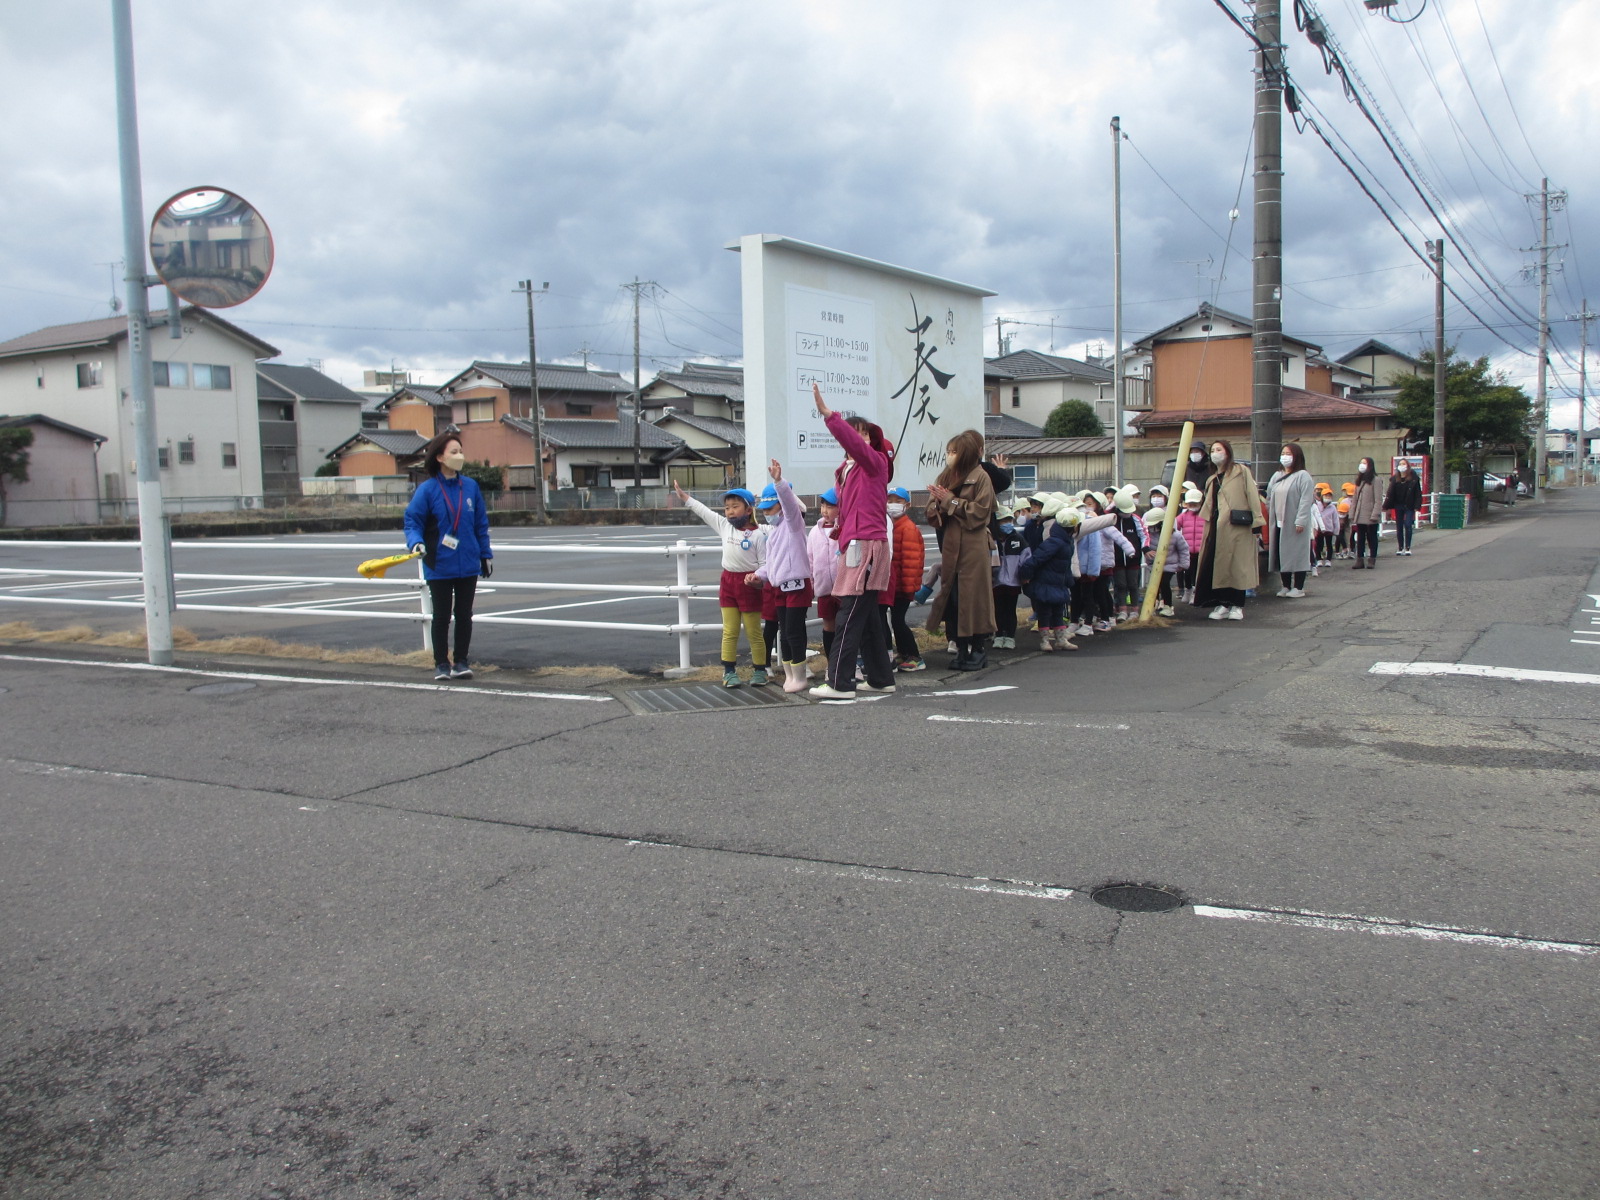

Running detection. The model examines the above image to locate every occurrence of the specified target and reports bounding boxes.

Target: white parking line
[926,715,1131,729]
[1193,904,1598,956]
[0,654,614,702]
[1370,661,1600,686]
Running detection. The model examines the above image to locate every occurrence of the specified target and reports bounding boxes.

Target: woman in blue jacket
[404,433,492,680]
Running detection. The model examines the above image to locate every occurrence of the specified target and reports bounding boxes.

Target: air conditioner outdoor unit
[241,496,258,509]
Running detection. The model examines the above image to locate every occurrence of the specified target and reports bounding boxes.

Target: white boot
[783,661,807,693]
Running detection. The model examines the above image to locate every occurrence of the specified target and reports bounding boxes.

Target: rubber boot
[783,661,807,694]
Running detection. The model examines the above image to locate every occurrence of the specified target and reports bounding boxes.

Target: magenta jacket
[825,410,891,550]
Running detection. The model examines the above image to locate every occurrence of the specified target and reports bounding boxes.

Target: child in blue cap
[673,477,769,686]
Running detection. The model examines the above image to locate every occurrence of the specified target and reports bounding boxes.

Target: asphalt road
[3,490,1598,1198]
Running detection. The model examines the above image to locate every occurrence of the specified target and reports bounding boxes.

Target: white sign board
[732,234,994,497]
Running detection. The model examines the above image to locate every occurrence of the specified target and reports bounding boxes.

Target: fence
[0,540,729,673]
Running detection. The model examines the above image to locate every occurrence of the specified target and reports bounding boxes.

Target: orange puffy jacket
[890,512,925,597]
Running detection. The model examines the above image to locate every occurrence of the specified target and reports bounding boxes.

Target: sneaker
[450,662,473,680]
[808,683,856,701]
[1157,604,1176,618]
[946,641,957,654]
[1076,623,1094,637]
[1227,606,1244,620]
[1312,565,1321,577]
[1094,619,1113,632]
[895,657,927,672]
[434,663,451,681]
[859,681,896,694]
[722,670,742,688]
[1287,588,1306,598]
[750,666,769,686]
[1276,587,1291,598]
[1208,605,1228,620]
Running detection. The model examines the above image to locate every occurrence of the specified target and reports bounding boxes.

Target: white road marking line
[1370,660,1600,686]
[792,864,1075,902]
[915,685,1019,697]
[0,654,614,702]
[926,715,1131,729]
[1193,904,1599,956]
[7,758,153,783]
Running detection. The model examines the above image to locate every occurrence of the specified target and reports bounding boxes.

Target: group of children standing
[675,460,927,689]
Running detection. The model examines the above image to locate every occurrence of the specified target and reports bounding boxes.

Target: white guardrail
[0,539,733,671]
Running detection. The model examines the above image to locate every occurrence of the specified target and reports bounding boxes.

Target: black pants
[1156,572,1174,606]
[1314,531,1335,562]
[830,591,894,691]
[1071,576,1097,623]
[773,606,807,663]
[1094,575,1115,621]
[428,576,477,666]
[888,592,919,660]
[1279,571,1307,589]
[993,585,1020,637]
[1354,523,1380,560]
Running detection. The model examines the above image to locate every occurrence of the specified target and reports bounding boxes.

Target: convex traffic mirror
[149,187,273,308]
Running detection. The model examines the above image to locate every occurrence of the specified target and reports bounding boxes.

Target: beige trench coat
[926,468,997,637]
[1198,462,1264,593]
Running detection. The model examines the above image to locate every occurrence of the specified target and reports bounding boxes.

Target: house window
[566,403,593,416]
[157,446,171,469]
[1009,464,1038,494]
[466,399,494,423]
[76,361,103,388]
[35,367,43,389]
[191,363,230,390]
[1011,386,1021,408]
[154,361,189,387]
[221,442,238,468]
[178,440,195,464]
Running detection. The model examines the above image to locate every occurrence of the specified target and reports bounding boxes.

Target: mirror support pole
[112,0,175,665]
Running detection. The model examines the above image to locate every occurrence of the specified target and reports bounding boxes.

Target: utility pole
[1250,0,1285,480]
[994,317,1020,357]
[112,0,175,666]
[621,279,657,495]
[515,280,549,519]
[1430,240,1447,502]
[1110,115,1125,486]
[1574,299,1597,485]
[1525,179,1566,499]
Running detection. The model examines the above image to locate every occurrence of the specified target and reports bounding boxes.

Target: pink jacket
[807,519,839,597]
[825,410,890,550]
[1174,507,1205,553]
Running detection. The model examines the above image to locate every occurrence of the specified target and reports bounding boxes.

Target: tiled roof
[0,308,279,360]
[652,365,744,404]
[257,363,368,404]
[377,385,448,411]
[0,413,108,442]
[1337,338,1421,366]
[653,410,746,445]
[985,349,1112,382]
[457,361,631,394]
[1132,303,1321,353]
[328,429,429,459]
[984,413,1044,439]
[1131,388,1390,429]
[502,414,685,451]
[987,436,1115,456]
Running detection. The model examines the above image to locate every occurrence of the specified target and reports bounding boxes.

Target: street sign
[148,187,273,308]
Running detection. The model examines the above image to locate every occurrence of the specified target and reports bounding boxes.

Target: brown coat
[1198,462,1264,593]
[926,468,997,637]
[1349,477,1384,525]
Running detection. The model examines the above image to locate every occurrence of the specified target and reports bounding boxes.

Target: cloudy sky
[4,0,1596,425]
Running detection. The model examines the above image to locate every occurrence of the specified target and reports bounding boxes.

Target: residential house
[374,384,452,440]
[0,414,107,526]
[641,363,746,483]
[325,428,429,478]
[983,434,1114,497]
[1336,339,1425,410]
[1127,303,1392,448]
[500,413,713,490]
[256,363,368,499]
[983,349,1114,433]
[0,309,278,515]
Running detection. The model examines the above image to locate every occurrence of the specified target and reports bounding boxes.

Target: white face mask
[1210,450,1227,467]
[1279,454,1294,468]
[1190,451,1205,464]
[886,502,906,518]
[763,510,782,525]
[1151,494,1166,507]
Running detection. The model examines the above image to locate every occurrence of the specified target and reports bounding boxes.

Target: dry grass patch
[0,619,455,669]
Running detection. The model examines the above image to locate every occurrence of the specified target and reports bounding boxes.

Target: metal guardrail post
[416,554,431,651]
[673,539,692,671]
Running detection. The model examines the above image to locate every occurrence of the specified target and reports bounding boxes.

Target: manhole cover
[188,681,258,696]
[1090,884,1184,913]
[624,683,800,715]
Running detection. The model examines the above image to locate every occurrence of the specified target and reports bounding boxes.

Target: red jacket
[890,512,925,597]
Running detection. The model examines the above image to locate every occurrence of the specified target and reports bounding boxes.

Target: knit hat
[756,484,779,510]
[1143,504,1170,527]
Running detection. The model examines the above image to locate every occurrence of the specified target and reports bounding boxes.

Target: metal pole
[631,277,643,497]
[1534,177,1550,500]
[111,0,174,665]
[1431,240,1447,509]
[1577,300,1595,486]
[1250,0,1284,481]
[674,540,692,671]
[519,280,548,521]
[1111,115,1125,487]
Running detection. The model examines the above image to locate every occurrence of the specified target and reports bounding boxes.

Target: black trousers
[993,585,1020,637]
[1354,523,1380,560]
[888,592,920,660]
[773,606,807,662]
[1279,571,1307,589]
[830,590,894,691]
[428,576,477,666]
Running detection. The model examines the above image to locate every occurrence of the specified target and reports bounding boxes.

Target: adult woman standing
[1266,443,1316,597]
[1193,439,1263,621]
[404,433,492,680]
[1349,456,1384,569]
[807,383,897,702]
[1383,458,1423,556]
[926,428,998,669]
